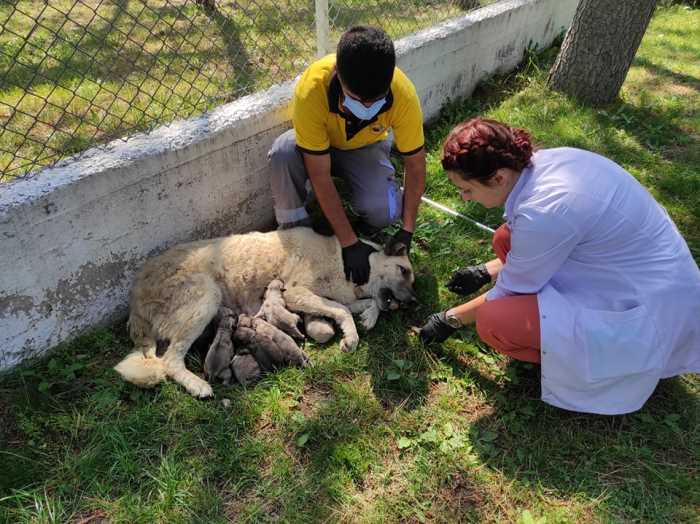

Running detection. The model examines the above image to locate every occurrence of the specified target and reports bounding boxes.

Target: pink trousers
[475,224,541,363]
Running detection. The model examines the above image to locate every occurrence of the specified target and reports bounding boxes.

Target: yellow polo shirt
[292,54,424,155]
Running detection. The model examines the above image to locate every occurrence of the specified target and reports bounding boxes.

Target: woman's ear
[493,167,519,188]
[492,170,506,187]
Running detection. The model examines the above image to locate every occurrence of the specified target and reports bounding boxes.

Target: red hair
[442,117,533,183]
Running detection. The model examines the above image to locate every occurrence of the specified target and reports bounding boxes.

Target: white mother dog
[115,227,417,397]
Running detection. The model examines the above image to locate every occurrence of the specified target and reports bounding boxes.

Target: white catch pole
[315,0,329,58]
[419,194,495,234]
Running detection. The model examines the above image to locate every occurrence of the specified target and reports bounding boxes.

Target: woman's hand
[446,264,491,296]
[419,311,458,344]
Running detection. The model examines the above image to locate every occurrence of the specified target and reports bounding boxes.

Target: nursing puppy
[255,279,305,339]
[115,227,417,398]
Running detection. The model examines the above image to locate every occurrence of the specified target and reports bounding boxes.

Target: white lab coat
[486,148,700,414]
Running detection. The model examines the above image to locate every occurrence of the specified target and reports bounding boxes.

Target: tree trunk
[548,0,656,106]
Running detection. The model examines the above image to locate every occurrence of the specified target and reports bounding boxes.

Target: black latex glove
[385,228,413,256]
[445,263,491,296]
[419,311,458,344]
[342,240,378,285]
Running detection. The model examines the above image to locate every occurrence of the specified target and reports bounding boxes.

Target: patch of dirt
[0,395,25,448]
[666,83,695,96]
[73,509,109,524]
[334,452,412,522]
[223,487,282,523]
[422,380,496,424]
[438,473,486,515]
[296,386,332,419]
[661,133,700,162]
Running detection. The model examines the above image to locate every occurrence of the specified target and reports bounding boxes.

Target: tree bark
[548,0,656,106]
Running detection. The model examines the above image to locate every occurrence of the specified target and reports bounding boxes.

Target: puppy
[203,307,237,385]
[256,279,304,339]
[233,314,310,371]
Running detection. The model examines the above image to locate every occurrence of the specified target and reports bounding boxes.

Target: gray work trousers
[268,129,403,228]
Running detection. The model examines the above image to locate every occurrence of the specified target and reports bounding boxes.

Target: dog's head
[367,239,418,312]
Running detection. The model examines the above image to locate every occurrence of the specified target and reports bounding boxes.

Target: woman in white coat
[419,117,700,415]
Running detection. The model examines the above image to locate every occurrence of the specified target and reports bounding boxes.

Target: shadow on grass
[462,357,700,521]
[1,1,258,95]
[589,99,700,256]
[197,2,260,99]
[634,56,700,94]
[365,319,431,411]
[0,324,267,520]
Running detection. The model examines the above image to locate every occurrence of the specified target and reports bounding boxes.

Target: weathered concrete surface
[0,0,577,370]
[398,0,577,121]
[0,82,293,369]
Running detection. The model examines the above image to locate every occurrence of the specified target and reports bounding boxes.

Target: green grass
[1,5,699,523]
[0,0,492,180]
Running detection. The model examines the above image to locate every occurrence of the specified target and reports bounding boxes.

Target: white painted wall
[0,0,577,370]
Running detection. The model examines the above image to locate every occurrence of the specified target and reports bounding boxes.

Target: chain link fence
[0,0,495,182]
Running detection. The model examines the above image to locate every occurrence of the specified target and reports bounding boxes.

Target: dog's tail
[114,351,167,388]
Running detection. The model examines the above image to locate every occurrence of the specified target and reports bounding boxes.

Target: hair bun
[441,118,533,181]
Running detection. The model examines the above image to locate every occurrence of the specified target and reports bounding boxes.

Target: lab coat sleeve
[486,206,581,301]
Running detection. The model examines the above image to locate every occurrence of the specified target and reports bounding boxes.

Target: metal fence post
[315,0,329,57]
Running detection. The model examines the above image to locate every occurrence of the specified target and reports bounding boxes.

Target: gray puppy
[204,307,309,388]
[234,314,310,371]
[204,306,237,385]
[231,352,262,386]
[256,279,305,339]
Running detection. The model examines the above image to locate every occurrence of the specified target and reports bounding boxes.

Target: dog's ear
[383,240,408,257]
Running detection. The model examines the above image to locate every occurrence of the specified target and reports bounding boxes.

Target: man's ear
[384,241,408,257]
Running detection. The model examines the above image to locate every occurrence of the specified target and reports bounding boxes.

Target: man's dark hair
[336,26,395,100]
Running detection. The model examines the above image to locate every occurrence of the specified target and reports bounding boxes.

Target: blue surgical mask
[342,95,386,121]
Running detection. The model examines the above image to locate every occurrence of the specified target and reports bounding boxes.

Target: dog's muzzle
[378,288,418,311]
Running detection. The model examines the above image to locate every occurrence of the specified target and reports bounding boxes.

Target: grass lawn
[1,5,699,523]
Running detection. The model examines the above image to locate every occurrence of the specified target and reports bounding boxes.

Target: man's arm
[303,152,376,285]
[303,152,357,247]
[401,148,426,233]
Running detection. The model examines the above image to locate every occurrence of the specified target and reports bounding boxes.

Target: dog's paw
[193,381,214,399]
[183,375,214,398]
[340,333,359,352]
[360,304,380,331]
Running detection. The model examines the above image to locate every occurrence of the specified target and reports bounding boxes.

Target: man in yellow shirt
[268,26,427,285]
